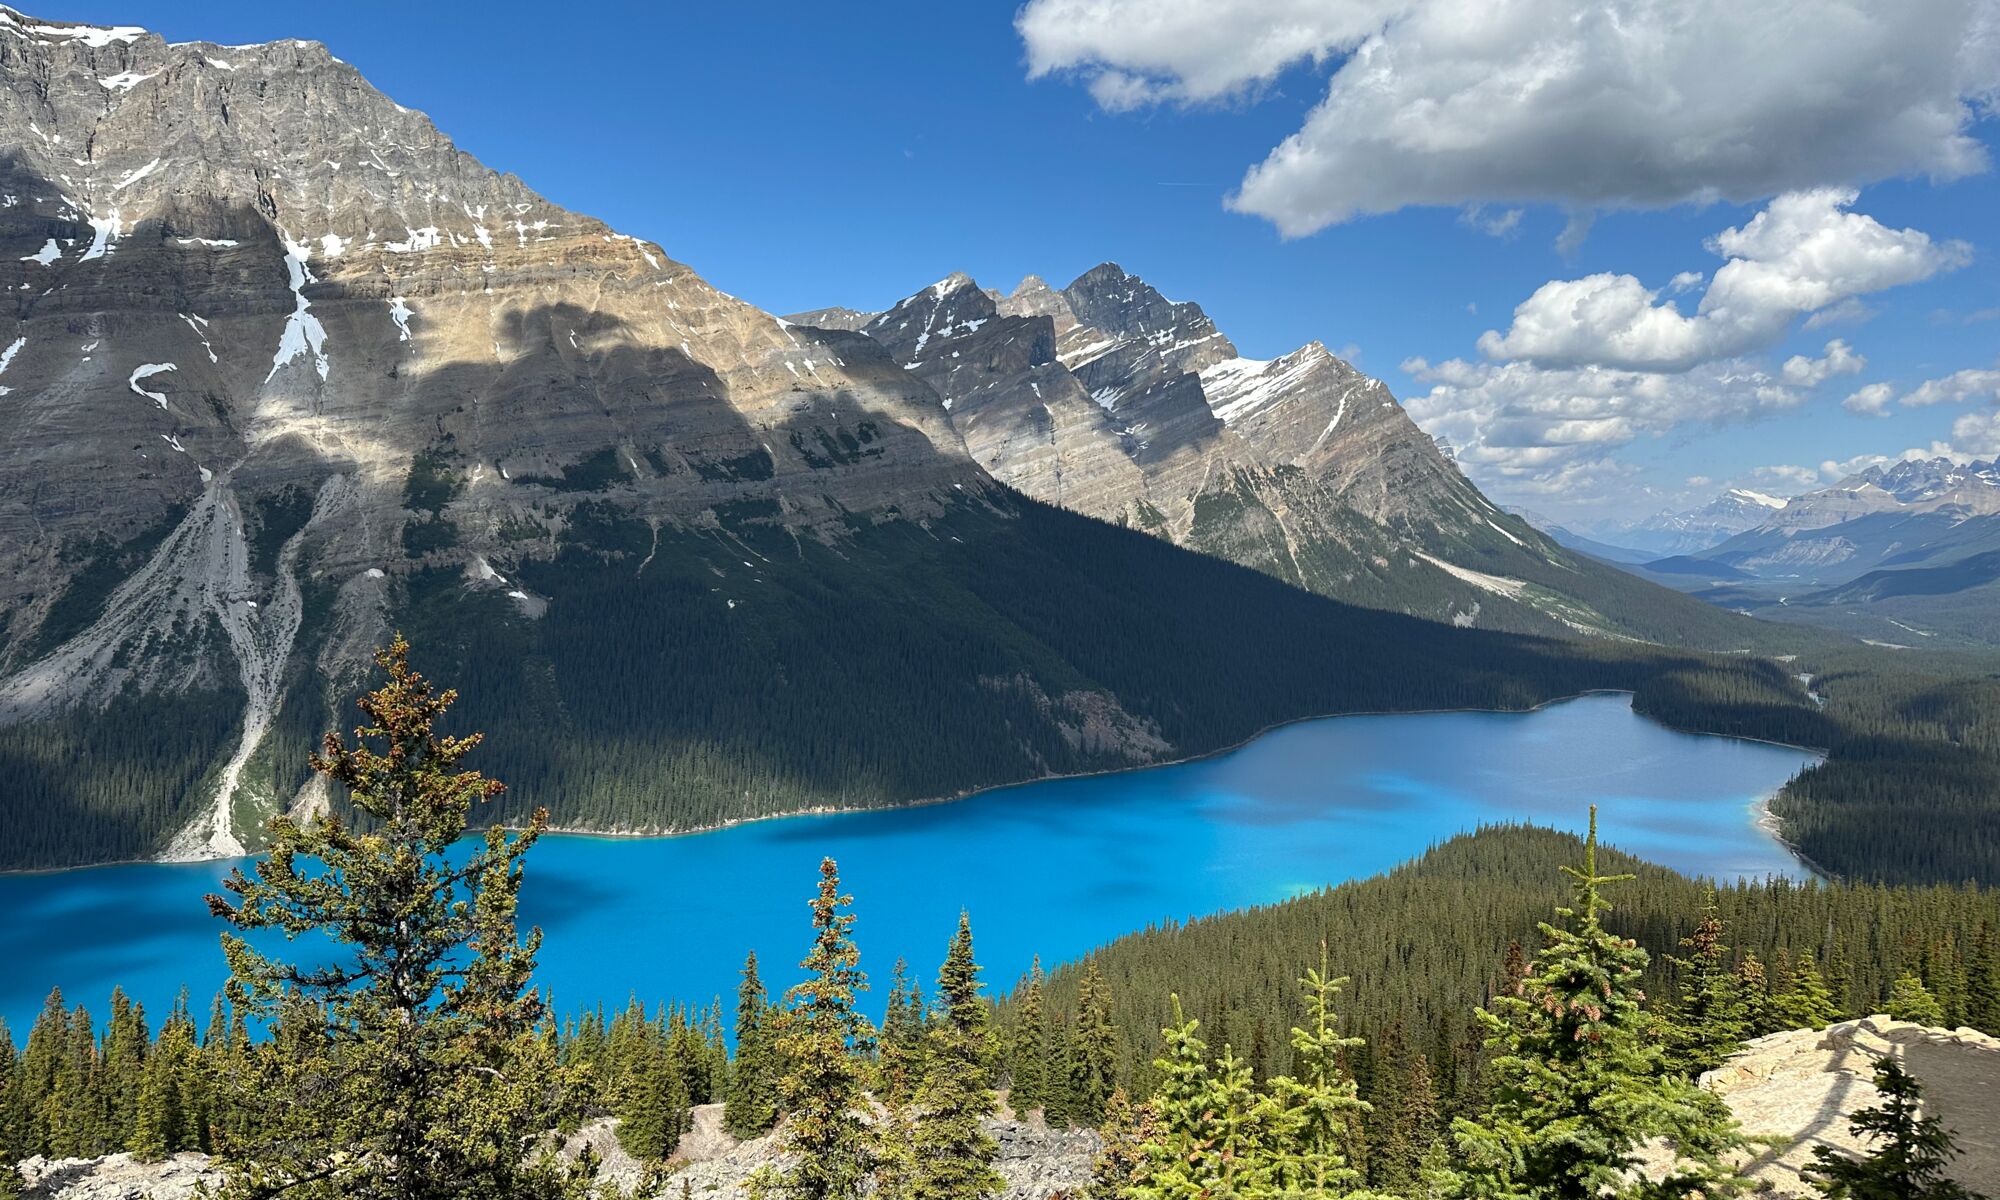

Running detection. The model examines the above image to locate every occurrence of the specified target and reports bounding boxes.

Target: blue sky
[38,0,2000,524]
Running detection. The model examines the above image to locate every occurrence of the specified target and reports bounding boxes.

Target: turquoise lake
[0,694,1818,1033]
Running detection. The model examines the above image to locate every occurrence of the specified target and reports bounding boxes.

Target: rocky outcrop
[1679,1016,2000,1197]
[12,1105,1099,1200]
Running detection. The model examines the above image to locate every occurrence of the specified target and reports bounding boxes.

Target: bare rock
[15,1153,220,1200]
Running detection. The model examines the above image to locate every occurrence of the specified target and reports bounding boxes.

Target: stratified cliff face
[0,9,985,860]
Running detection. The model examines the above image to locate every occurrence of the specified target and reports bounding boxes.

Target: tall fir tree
[725,951,781,1139]
[765,857,874,1200]
[909,914,1003,1200]
[1967,922,2000,1033]
[1805,1056,1983,1199]
[1061,965,1119,1129]
[1007,958,1050,1118]
[1373,1047,1442,1195]
[204,636,589,1200]
[1662,893,1750,1077]
[1267,944,1373,1198]
[1768,952,1842,1033]
[879,958,929,1107]
[1452,807,1748,1200]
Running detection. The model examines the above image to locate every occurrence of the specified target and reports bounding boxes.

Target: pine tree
[1062,965,1119,1129]
[1886,973,1946,1026]
[618,1037,691,1161]
[0,1023,22,1171]
[203,636,590,1200]
[1452,807,1748,1200]
[1805,1055,1983,1199]
[1967,923,2000,1034]
[910,913,1003,1200]
[725,951,781,1139]
[131,1013,196,1161]
[100,990,148,1150]
[1130,997,1284,1200]
[767,857,874,1200]
[1373,1049,1441,1195]
[1266,944,1372,1198]
[1662,893,1750,1076]
[1736,951,1774,1037]
[879,958,929,1107]
[1769,952,1842,1032]
[1007,958,1050,1119]
[1086,1088,1148,1200]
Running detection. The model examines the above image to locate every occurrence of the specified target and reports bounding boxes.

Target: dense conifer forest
[3,644,1995,1197]
[4,489,1998,886]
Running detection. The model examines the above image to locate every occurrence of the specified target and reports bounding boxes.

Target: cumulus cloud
[1476,190,1967,371]
[1844,382,1896,416]
[1780,339,1866,387]
[1947,409,2000,457]
[1020,0,2000,236]
[1400,355,1805,497]
[1901,364,2000,407]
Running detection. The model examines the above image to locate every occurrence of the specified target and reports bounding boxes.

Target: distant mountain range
[1526,459,2000,646]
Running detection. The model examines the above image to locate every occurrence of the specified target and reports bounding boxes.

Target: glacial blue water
[0,694,1817,1034]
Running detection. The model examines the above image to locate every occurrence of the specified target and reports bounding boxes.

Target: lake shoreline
[6,688,1826,877]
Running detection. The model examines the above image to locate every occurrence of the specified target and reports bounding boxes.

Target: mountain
[0,9,1777,871]
[1587,489,1794,558]
[1599,459,2000,645]
[794,267,1772,647]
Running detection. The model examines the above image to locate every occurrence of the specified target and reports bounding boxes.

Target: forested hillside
[1013,824,2000,1152]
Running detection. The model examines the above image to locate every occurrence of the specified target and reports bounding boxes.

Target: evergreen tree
[1968,923,2000,1033]
[1266,945,1372,1198]
[767,857,874,1200]
[1087,1088,1148,1200]
[1373,1049,1441,1195]
[0,1024,21,1171]
[1805,1056,1985,1199]
[1662,894,1749,1076]
[725,951,781,1139]
[100,990,148,1150]
[1452,807,1747,1200]
[204,636,589,1200]
[1061,965,1119,1129]
[1007,958,1050,1118]
[131,1013,196,1161]
[910,914,1003,1200]
[1886,973,1946,1026]
[618,1038,691,1161]
[1736,951,1773,1037]
[1768,952,1842,1032]
[879,958,929,1107]
[1130,997,1282,1200]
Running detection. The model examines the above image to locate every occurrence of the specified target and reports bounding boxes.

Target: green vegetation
[205,636,591,1199]
[1806,1056,1988,1200]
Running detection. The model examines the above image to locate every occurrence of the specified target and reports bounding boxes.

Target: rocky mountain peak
[1058,263,1235,373]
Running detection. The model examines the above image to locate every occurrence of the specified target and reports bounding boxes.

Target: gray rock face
[838,264,1591,637]
[0,7,987,855]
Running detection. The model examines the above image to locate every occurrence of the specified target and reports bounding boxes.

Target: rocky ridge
[798,266,1678,641]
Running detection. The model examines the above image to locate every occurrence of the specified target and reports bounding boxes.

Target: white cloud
[1017,0,1406,109]
[1022,0,2000,236]
[1459,205,1524,238]
[1476,190,1967,371]
[1843,381,1896,416]
[1780,339,1866,387]
[1901,364,2000,407]
[1802,298,1880,329]
[1749,464,1823,489]
[1402,354,1804,495]
[1946,409,2000,456]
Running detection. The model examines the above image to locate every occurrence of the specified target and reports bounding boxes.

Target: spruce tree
[910,914,1003,1200]
[131,1013,196,1161]
[1373,1049,1441,1194]
[1063,965,1119,1129]
[1805,1055,1984,1199]
[618,1038,690,1161]
[1768,952,1841,1032]
[1452,808,1747,1200]
[767,857,874,1200]
[1662,893,1749,1076]
[0,1023,21,1172]
[1130,997,1284,1200]
[879,958,929,1107]
[1967,923,2000,1034]
[1267,945,1372,1198]
[1736,951,1774,1037]
[1007,958,1050,1118]
[204,636,589,1200]
[1886,973,1946,1026]
[1087,1088,1148,1200]
[725,951,781,1139]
